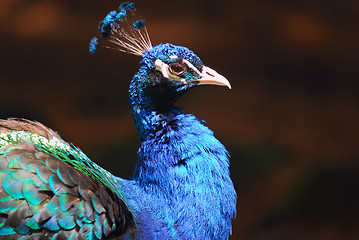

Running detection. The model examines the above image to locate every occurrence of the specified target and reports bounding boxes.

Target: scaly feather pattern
[0,119,133,239]
[0,2,236,239]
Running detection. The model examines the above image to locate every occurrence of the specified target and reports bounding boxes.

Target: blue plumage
[89,37,99,54]
[0,1,236,239]
[127,112,236,238]
[133,19,146,30]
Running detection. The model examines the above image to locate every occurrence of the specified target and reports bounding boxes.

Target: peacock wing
[0,119,133,239]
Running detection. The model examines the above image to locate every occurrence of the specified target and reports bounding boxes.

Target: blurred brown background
[1,0,358,239]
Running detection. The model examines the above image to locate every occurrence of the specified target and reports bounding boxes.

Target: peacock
[0,2,236,239]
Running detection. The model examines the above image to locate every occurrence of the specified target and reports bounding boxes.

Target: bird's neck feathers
[131,104,230,188]
[129,107,236,238]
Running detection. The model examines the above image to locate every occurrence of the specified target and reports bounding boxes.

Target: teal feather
[84,201,94,221]
[76,201,86,219]
[92,194,105,214]
[38,183,52,192]
[50,232,66,240]
[29,175,43,187]
[8,158,20,169]
[25,212,41,230]
[0,193,10,203]
[68,231,79,240]
[82,216,92,224]
[76,218,84,228]
[94,215,103,238]
[14,223,29,235]
[102,217,111,236]
[0,199,18,212]
[38,207,53,222]
[58,215,76,230]
[59,194,78,212]
[57,168,75,187]
[3,173,24,199]
[84,230,96,240]
[45,158,61,173]
[0,182,11,203]
[94,225,102,239]
[78,184,92,200]
[66,185,79,197]
[10,170,32,181]
[44,216,60,231]
[0,226,16,235]
[18,153,38,169]
[35,165,52,183]
[19,235,32,240]
[22,178,47,205]
[26,163,37,173]
[49,233,58,240]
[48,175,66,196]
[67,168,81,186]
[46,195,59,212]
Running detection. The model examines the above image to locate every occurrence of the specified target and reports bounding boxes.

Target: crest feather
[89,2,152,56]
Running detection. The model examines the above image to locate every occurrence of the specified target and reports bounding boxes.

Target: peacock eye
[168,63,187,76]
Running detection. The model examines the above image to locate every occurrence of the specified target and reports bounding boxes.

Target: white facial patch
[154,59,186,83]
[182,59,202,76]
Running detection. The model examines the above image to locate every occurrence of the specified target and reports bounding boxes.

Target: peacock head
[89,2,230,111]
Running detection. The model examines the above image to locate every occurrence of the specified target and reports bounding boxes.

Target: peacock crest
[89,2,152,56]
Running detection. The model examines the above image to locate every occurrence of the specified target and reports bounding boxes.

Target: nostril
[206,72,215,77]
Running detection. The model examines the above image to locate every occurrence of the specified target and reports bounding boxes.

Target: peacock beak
[195,66,231,89]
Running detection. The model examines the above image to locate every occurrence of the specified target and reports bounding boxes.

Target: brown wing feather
[0,118,59,139]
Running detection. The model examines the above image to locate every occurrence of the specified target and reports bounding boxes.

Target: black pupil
[170,64,185,75]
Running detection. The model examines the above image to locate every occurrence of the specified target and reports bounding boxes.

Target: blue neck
[130,106,183,142]
[128,107,236,238]
[129,97,230,185]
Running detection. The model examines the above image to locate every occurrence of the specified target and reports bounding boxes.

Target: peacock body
[0,2,236,239]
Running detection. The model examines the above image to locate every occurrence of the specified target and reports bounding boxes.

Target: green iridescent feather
[0,131,127,209]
